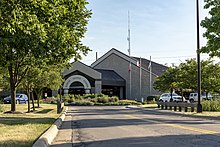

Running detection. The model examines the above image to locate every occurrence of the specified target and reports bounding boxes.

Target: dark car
[4,94,28,104]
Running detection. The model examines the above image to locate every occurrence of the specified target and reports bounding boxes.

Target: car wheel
[190,99,194,103]
[159,99,163,102]
[169,98,173,102]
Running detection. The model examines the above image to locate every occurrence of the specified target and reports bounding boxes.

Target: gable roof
[91,48,138,68]
[63,61,101,79]
[91,48,167,76]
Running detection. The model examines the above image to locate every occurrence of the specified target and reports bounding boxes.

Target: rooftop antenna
[127,11,131,99]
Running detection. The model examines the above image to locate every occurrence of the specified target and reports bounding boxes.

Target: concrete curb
[32,107,68,147]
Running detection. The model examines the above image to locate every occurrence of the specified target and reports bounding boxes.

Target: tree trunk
[8,65,16,112]
[27,90,31,113]
[170,88,173,100]
[31,91,35,111]
[35,89,41,108]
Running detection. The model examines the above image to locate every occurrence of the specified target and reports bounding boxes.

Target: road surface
[51,106,220,147]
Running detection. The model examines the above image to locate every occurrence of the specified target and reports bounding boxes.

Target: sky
[79,0,212,66]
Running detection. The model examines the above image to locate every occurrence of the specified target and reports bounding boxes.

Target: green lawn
[0,104,61,147]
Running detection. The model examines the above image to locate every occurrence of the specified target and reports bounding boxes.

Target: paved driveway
[51,106,220,147]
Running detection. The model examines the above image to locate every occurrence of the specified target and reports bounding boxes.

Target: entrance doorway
[68,81,85,95]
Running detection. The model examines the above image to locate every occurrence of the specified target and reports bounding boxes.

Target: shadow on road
[50,133,220,147]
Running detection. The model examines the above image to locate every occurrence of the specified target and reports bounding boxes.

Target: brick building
[62,48,167,100]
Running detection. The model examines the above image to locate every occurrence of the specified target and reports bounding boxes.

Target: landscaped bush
[146,101,157,104]
[73,94,82,100]
[96,93,105,97]
[83,94,96,99]
[43,97,57,104]
[62,94,69,103]
[108,96,119,102]
[97,97,109,103]
[119,100,142,105]
[202,98,220,111]
[146,95,160,101]
[72,100,94,106]
[51,93,143,106]
[0,104,4,112]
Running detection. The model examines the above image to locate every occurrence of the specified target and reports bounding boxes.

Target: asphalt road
[51,106,220,147]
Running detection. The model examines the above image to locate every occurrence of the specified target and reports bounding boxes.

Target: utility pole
[196,0,202,113]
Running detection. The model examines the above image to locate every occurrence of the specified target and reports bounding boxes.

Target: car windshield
[16,94,22,98]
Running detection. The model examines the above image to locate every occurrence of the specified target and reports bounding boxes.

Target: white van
[189,93,213,103]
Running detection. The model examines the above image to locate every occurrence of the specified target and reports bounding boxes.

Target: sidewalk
[50,110,73,147]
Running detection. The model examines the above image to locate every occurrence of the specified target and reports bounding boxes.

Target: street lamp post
[196,0,202,113]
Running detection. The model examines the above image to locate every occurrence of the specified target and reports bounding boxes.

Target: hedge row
[43,94,144,106]
[202,98,220,111]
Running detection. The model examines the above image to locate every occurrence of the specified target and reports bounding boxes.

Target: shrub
[202,99,220,111]
[84,94,96,99]
[97,97,109,103]
[97,93,105,97]
[43,97,57,104]
[62,95,70,103]
[108,96,119,102]
[0,104,4,112]
[73,94,82,100]
[147,95,159,101]
[72,100,94,106]
[146,101,157,104]
[119,100,142,105]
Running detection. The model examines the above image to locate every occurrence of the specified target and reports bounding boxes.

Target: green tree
[0,0,91,111]
[33,65,63,108]
[154,58,220,98]
[200,0,220,56]
[154,66,180,94]
[178,59,197,91]
[20,64,63,112]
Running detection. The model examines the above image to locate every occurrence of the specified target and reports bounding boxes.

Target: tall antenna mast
[128,11,131,56]
[127,11,131,99]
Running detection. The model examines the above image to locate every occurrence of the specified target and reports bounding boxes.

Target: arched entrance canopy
[63,75,91,90]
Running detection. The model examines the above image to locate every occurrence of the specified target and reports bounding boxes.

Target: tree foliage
[20,64,63,111]
[0,0,91,111]
[154,58,220,94]
[200,0,220,56]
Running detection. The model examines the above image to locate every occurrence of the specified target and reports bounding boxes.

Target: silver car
[159,93,184,102]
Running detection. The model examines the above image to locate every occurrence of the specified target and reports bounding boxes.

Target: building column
[64,89,69,95]
[120,87,123,99]
[95,80,102,94]
[85,89,90,94]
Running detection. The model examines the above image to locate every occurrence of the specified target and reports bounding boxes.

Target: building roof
[91,48,138,68]
[133,57,168,76]
[63,61,101,79]
[91,48,167,76]
[95,69,126,86]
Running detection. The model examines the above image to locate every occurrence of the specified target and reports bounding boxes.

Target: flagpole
[139,57,142,99]
[128,11,131,99]
[149,56,152,96]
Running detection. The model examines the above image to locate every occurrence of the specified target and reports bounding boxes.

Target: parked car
[159,93,186,102]
[189,92,213,103]
[4,94,28,104]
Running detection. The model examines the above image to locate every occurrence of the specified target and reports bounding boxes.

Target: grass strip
[0,104,61,147]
